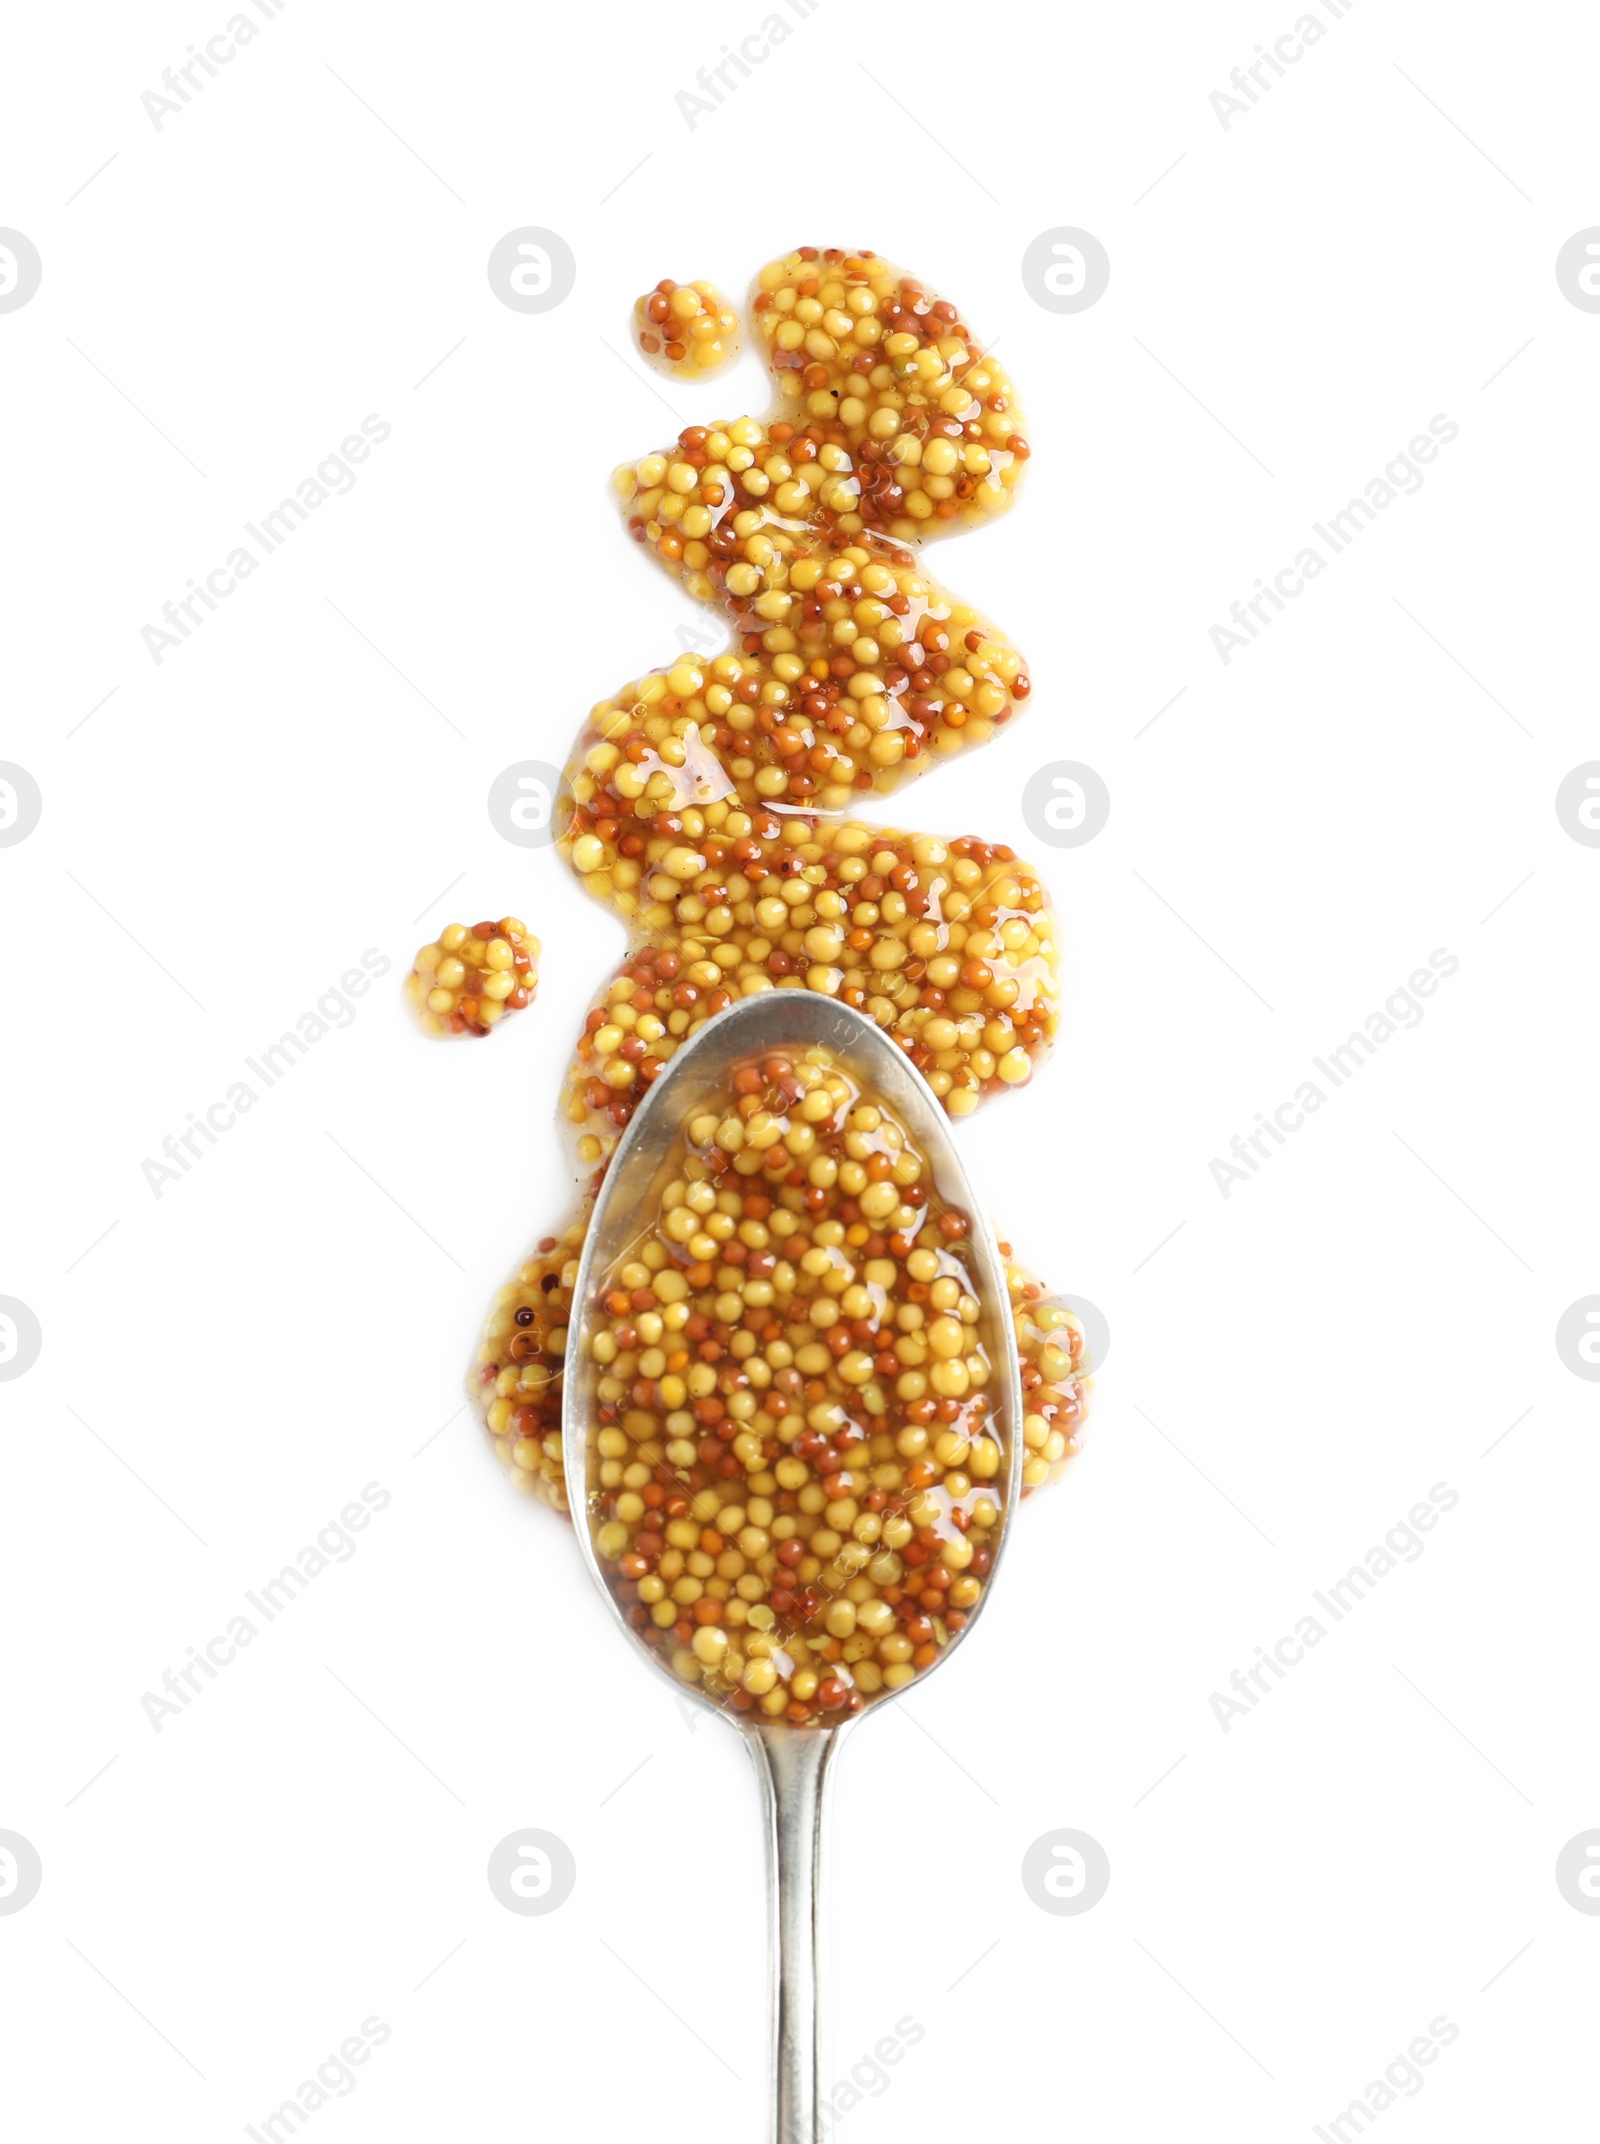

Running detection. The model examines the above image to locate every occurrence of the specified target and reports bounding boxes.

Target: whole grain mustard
[469,247,1089,1523]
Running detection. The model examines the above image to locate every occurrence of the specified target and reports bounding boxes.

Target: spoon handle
[748,1722,850,2144]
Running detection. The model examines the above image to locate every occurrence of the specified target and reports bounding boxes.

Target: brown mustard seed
[476,1210,1087,1516]
[406,918,540,1038]
[466,247,1088,1524]
[583,1045,1003,1725]
[633,277,741,378]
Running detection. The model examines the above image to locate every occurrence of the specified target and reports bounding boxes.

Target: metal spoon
[563,990,1023,2144]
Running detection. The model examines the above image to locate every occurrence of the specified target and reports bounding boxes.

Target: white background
[3,2,1598,2137]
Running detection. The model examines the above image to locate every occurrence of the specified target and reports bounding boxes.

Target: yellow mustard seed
[406,918,540,1038]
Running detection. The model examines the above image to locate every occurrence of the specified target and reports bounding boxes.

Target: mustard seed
[464,247,1090,1528]
[407,918,540,1038]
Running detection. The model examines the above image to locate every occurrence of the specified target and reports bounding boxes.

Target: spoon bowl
[563,990,1023,2140]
